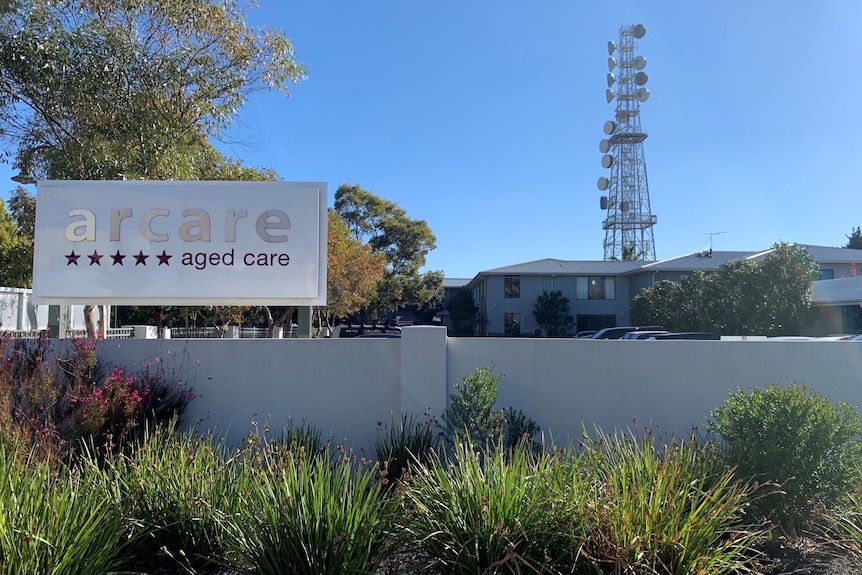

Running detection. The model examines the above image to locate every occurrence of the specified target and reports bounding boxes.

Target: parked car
[327,324,402,338]
[649,332,721,340]
[591,325,664,340]
[573,330,597,339]
[621,330,671,340]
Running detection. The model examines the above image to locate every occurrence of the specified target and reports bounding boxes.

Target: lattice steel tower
[597,23,657,261]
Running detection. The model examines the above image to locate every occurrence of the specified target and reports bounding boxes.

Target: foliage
[0,334,195,461]
[845,226,862,249]
[325,211,386,324]
[533,289,575,337]
[0,0,305,181]
[632,242,820,335]
[439,365,540,452]
[374,412,437,490]
[0,187,33,287]
[227,451,396,575]
[447,288,478,336]
[439,365,504,448]
[105,425,241,572]
[576,429,764,575]
[708,383,862,532]
[0,441,127,575]
[334,183,443,320]
[401,440,571,575]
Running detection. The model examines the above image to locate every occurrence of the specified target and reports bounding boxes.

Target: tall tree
[334,184,443,320]
[533,290,574,337]
[0,0,305,180]
[845,226,862,249]
[0,186,35,287]
[325,211,385,326]
[447,288,478,336]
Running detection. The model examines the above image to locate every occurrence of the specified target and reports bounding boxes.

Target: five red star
[111,250,126,265]
[156,250,172,266]
[88,250,103,265]
[65,251,80,265]
[133,250,149,266]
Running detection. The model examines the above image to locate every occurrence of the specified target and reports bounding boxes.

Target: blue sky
[3,1,861,279]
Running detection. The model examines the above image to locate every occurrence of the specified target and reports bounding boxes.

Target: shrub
[440,366,540,451]
[374,412,437,489]
[0,440,126,575]
[227,451,396,575]
[576,430,763,575]
[0,335,195,462]
[708,383,862,532]
[105,424,240,573]
[402,438,575,574]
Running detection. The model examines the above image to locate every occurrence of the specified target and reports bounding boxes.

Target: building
[465,245,862,337]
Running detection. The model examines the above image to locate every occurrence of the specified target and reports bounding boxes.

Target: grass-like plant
[227,452,396,575]
[708,383,862,532]
[105,423,240,572]
[374,412,437,489]
[578,430,764,575]
[402,437,573,575]
[0,441,126,575]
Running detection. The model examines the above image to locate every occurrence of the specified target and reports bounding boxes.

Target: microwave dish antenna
[594,23,657,262]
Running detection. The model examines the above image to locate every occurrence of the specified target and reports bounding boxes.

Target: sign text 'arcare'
[31,180,327,306]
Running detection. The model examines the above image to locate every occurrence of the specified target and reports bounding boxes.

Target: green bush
[0,441,126,575]
[227,451,396,575]
[708,383,862,532]
[374,412,437,489]
[402,439,573,575]
[440,366,540,451]
[105,424,241,572]
[577,430,763,575]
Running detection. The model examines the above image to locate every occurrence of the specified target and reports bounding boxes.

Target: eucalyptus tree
[0,0,305,180]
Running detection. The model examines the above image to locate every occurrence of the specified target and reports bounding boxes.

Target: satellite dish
[620,200,630,212]
[633,55,647,70]
[600,196,609,210]
[636,87,650,102]
[607,57,616,72]
[606,73,615,87]
[602,120,616,135]
[597,177,609,191]
[615,110,630,123]
[635,71,648,86]
[632,24,646,39]
[601,154,614,169]
[605,89,614,103]
[607,41,616,55]
[598,139,611,153]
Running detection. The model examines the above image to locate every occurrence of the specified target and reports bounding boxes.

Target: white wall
[93,327,862,451]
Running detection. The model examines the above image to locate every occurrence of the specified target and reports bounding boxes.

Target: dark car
[573,330,598,339]
[649,332,720,340]
[591,325,664,340]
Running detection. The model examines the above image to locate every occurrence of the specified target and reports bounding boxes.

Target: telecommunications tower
[597,23,657,261]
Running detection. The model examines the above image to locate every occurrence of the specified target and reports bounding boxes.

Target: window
[576,277,615,300]
[504,275,520,298]
[820,269,834,280]
[504,313,521,336]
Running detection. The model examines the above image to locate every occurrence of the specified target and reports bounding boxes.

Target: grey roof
[639,250,757,272]
[443,278,471,288]
[812,275,862,305]
[477,258,647,276]
[800,244,862,264]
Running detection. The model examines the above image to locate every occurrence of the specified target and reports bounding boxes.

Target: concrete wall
[94,326,862,452]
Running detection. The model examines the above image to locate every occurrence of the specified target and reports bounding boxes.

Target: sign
[32,180,327,305]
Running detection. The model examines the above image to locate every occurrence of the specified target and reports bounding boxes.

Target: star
[88,250,103,265]
[156,250,172,266]
[65,250,80,265]
[134,250,149,266]
[111,251,126,265]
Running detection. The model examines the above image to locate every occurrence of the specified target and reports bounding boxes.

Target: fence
[86,326,862,453]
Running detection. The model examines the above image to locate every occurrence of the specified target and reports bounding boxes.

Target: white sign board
[32,180,327,305]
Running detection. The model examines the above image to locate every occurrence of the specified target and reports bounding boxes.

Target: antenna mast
[597,24,657,261]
